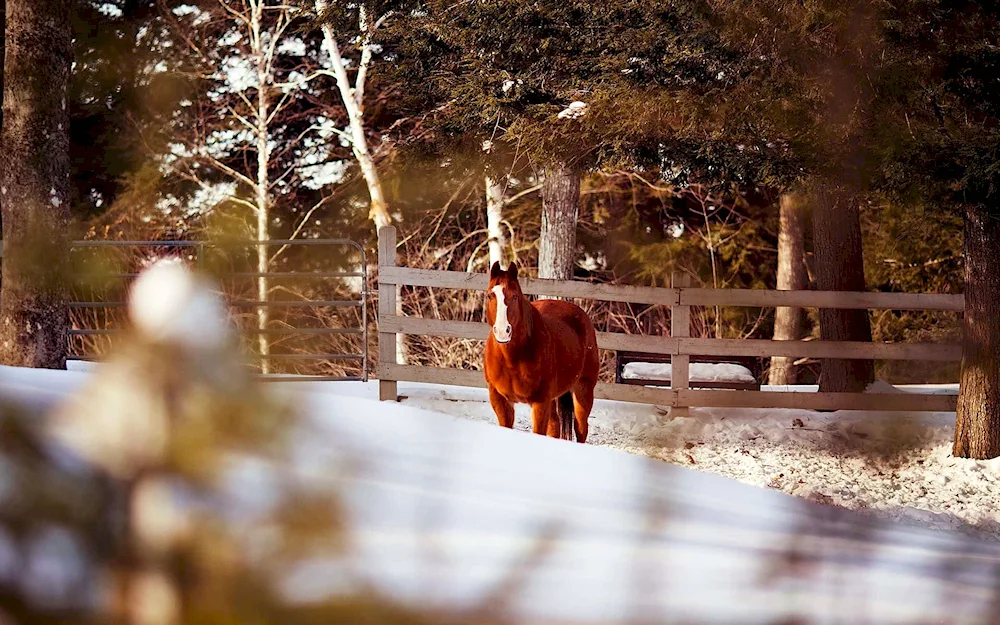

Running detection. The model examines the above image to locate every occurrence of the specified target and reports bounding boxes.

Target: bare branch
[265,88,296,126]
[224,102,258,132]
[272,68,338,89]
[218,0,252,28]
[176,168,260,213]
[503,183,542,206]
[270,194,336,262]
[157,0,210,61]
[195,152,259,191]
[356,10,393,108]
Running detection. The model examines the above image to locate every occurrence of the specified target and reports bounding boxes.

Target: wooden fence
[376,226,963,413]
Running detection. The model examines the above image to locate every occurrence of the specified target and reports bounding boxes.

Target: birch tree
[485,175,506,267]
[313,0,393,230]
[311,0,406,363]
[163,0,345,373]
[769,190,808,385]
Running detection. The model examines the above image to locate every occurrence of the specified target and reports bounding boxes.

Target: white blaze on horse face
[491,284,512,343]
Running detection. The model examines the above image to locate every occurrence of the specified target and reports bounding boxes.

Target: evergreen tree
[717,0,891,392]
[382,0,800,282]
[870,0,1000,458]
[69,0,170,219]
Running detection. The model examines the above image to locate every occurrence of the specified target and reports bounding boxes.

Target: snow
[275,386,1000,623]
[6,368,1000,622]
[9,363,988,545]
[622,360,755,383]
[0,365,89,413]
[359,382,1000,539]
[127,258,232,351]
[557,101,588,119]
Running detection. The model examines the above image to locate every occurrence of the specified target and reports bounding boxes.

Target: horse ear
[507,262,519,280]
[490,262,503,279]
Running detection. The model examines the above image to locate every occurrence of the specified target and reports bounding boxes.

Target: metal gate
[66,238,368,382]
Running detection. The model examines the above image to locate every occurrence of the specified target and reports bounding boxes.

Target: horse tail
[557,392,575,441]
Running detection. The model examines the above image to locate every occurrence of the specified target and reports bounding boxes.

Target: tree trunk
[538,163,579,289]
[315,0,391,230]
[1,0,5,131]
[0,0,71,369]
[954,204,1000,459]
[250,1,270,375]
[315,1,404,364]
[811,185,874,392]
[769,191,808,385]
[255,153,270,374]
[486,175,506,267]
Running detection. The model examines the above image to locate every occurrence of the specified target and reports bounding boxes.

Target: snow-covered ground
[277,377,1000,542]
[7,363,1000,624]
[60,361,996,540]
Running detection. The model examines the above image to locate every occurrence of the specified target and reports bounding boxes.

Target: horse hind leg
[556,392,575,441]
[571,384,595,443]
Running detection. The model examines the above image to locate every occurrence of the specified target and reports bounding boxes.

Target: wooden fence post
[378,226,398,401]
[671,271,691,417]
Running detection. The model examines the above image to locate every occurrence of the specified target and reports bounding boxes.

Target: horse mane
[514,293,537,346]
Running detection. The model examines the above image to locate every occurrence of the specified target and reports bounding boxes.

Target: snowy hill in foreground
[320,378,994,540]
[5,364,1000,624]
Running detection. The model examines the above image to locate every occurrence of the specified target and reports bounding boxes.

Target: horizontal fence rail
[378,364,959,413]
[48,238,370,382]
[379,266,966,312]
[378,316,963,362]
[376,226,961,412]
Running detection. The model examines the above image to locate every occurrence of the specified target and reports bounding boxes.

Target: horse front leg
[546,399,563,439]
[531,401,553,437]
[489,386,515,429]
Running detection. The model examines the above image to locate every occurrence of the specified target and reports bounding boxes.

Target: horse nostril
[505,324,512,335]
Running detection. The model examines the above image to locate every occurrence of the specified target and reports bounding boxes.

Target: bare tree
[0,0,72,368]
[485,175,507,267]
[769,190,808,385]
[313,0,404,363]
[163,0,339,373]
[313,0,392,230]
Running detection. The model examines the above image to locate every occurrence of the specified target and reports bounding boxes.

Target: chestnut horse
[483,262,599,442]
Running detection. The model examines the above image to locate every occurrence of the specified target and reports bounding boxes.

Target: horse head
[486,261,526,344]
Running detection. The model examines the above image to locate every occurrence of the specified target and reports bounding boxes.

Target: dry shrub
[68,233,370,380]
